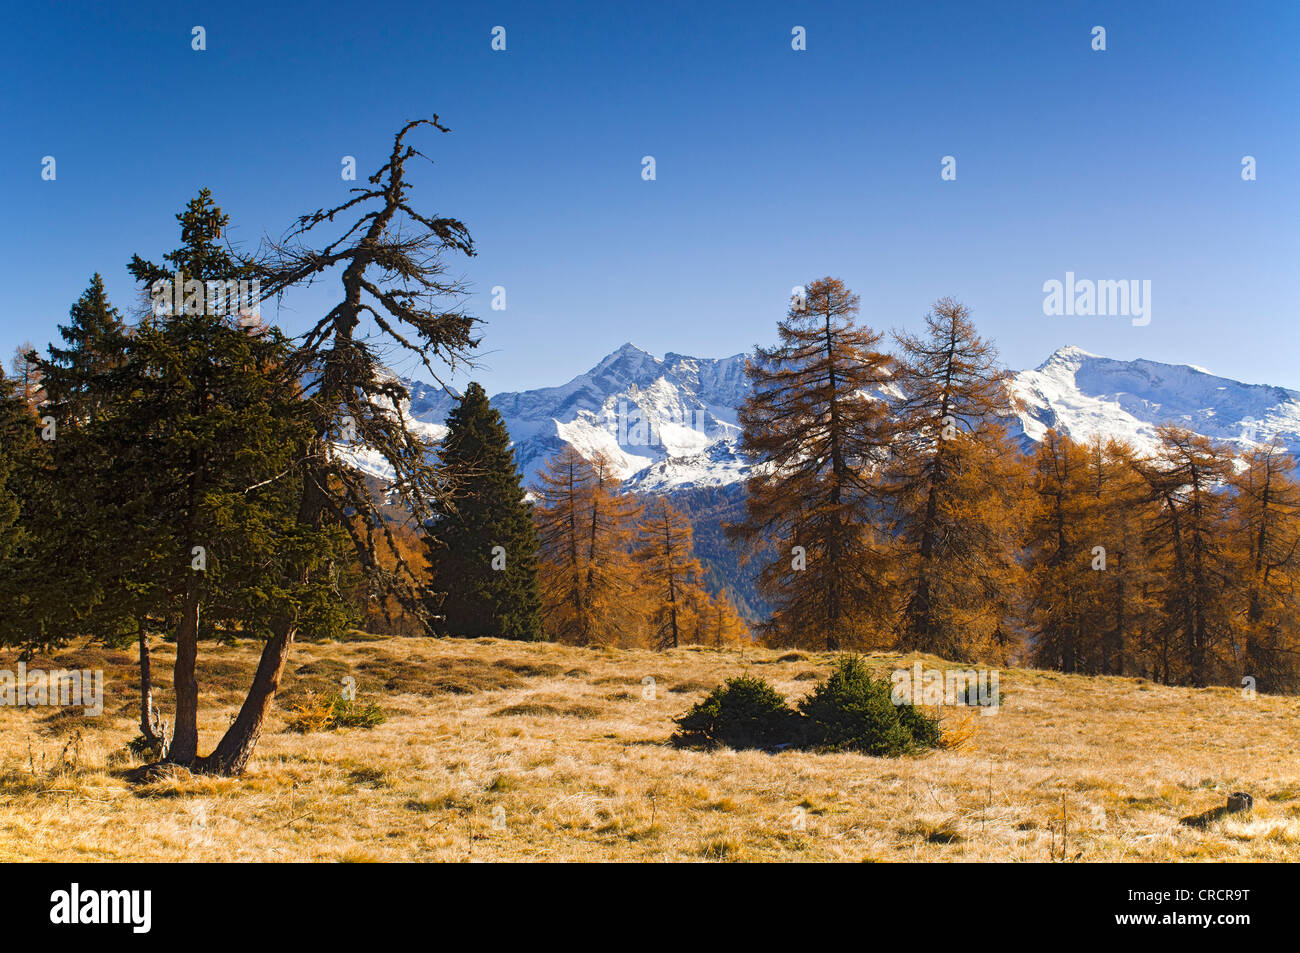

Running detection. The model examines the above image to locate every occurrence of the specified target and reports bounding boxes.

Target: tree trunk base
[125,760,201,784]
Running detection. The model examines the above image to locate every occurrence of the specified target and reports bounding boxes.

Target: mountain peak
[1037,344,1100,370]
[613,341,656,359]
[586,342,657,374]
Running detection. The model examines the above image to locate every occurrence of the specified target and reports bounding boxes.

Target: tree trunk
[169,589,201,764]
[1113,572,1126,676]
[905,442,947,653]
[824,304,844,653]
[137,621,161,746]
[202,466,325,775]
[202,619,296,775]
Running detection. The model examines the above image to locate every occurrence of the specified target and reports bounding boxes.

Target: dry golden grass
[1,634,1297,862]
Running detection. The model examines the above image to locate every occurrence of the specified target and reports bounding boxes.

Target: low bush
[799,656,941,756]
[671,675,797,749]
[672,657,944,757]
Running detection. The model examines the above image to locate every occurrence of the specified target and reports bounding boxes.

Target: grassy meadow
[1,633,1298,862]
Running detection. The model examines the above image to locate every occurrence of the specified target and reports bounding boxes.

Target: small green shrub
[798,656,941,756]
[672,658,943,757]
[949,679,1006,708]
[898,700,943,750]
[671,675,796,749]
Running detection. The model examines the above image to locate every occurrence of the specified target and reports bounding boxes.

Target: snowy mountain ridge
[1010,345,1300,459]
[349,343,1300,490]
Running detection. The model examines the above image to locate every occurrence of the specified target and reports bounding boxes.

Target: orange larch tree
[634,496,703,649]
[729,277,896,650]
[1229,441,1300,691]
[887,297,1024,662]
[534,447,641,645]
[1134,427,1238,686]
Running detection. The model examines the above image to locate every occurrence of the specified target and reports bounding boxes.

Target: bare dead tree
[199,118,480,775]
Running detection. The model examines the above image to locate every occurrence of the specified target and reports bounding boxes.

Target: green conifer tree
[35,276,139,638]
[0,366,63,652]
[40,274,128,423]
[32,276,162,736]
[125,191,354,766]
[0,368,36,644]
[423,383,541,639]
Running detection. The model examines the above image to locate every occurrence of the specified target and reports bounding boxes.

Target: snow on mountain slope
[478,343,749,489]
[369,343,1300,491]
[1009,346,1300,458]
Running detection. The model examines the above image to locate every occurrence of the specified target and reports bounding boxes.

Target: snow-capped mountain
[392,343,751,490]
[375,343,1300,490]
[1009,346,1300,459]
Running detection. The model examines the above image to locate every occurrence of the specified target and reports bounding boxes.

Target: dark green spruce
[124,191,354,766]
[0,365,59,652]
[423,383,542,640]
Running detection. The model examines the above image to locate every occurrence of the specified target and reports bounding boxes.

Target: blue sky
[2,0,1297,393]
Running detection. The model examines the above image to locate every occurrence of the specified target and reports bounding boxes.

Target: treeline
[1025,428,1300,690]
[731,277,1300,692]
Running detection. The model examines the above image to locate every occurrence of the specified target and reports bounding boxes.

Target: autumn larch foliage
[1018,425,1300,691]
[885,296,1025,662]
[729,277,897,651]
[633,497,703,649]
[534,447,641,646]
[685,589,751,647]
[729,279,1300,689]
[1135,427,1247,687]
[631,496,748,648]
[1021,431,1157,674]
[533,448,746,649]
[1231,441,1300,691]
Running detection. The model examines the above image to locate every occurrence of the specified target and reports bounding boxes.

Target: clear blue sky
[2,0,1296,393]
